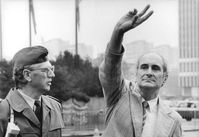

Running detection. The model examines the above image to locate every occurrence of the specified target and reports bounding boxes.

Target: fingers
[117,5,153,32]
[128,9,138,16]
[137,5,150,17]
[136,10,153,26]
[131,5,153,28]
[132,15,139,26]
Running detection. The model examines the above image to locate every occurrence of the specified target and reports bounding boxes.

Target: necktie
[34,100,42,122]
[142,101,149,131]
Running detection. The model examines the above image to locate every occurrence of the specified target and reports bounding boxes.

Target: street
[62,118,199,137]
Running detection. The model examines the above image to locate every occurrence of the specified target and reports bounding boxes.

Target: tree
[0,60,14,98]
[48,51,103,101]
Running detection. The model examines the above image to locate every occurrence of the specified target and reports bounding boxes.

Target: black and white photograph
[0,0,198,137]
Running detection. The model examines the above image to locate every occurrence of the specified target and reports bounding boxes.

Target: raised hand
[115,5,153,35]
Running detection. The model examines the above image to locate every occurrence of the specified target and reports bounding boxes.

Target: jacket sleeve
[99,44,125,108]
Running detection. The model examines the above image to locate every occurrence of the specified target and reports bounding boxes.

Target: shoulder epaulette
[46,95,61,104]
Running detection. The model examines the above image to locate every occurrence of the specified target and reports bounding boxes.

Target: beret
[12,46,48,69]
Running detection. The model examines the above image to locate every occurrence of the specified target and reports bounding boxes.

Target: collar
[142,97,158,112]
[41,95,54,110]
[18,89,35,110]
[6,88,50,112]
[131,82,142,99]
[6,88,32,112]
[131,83,172,114]
[18,89,42,110]
[158,98,173,114]
[133,83,158,112]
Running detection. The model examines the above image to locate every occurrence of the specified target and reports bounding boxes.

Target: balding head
[136,52,168,76]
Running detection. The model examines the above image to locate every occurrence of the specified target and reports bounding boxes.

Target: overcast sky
[1,0,178,60]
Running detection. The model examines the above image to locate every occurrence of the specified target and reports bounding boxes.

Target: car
[174,101,199,121]
[177,100,199,108]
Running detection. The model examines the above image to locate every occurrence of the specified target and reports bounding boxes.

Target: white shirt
[18,89,41,111]
[141,97,158,137]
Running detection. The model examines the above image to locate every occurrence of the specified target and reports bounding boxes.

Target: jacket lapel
[155,99,175,137]
[6,88,41,128]
[129,85,143,137]
[42,96,51,121]
[22,108,41,128]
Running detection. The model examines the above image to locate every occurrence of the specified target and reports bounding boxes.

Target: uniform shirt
[141,97,158,137]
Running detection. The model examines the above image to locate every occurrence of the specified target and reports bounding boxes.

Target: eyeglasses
[28,65,55,76]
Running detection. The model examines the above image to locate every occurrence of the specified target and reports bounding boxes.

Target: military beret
[12,46,48,69]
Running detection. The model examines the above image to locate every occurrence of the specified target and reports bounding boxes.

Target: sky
[1,0,178,60]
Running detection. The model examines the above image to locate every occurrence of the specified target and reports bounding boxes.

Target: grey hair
[12,66,29,89]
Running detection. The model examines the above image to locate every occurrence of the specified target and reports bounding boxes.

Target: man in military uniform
[0,46,64,137]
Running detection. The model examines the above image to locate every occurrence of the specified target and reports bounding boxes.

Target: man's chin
[139,83,157,89]
[44,86,51,92]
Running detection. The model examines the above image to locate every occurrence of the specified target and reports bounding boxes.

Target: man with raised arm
[99,5,182,137]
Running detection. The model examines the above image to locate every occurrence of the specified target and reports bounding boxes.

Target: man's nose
[49,70,55,78]
[146,68,153,76]
[51,71,55,77]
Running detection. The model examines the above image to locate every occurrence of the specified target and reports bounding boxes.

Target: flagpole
[29,0,32,46]
[75,0,78,55]
[31,0,37,35]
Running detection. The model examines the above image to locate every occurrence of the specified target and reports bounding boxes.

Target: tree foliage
[0,60,14,98]
[48,51,103,101]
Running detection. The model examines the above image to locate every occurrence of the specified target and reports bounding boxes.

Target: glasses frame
[26,65,55,76]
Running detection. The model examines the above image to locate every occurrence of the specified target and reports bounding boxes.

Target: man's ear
[23,69,31,82]
[161,73,168,87]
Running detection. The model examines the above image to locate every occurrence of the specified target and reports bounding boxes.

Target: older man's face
[136,53,166,90]
[28,61,55,92]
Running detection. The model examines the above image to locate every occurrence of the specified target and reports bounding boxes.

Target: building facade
[179,0,199,97]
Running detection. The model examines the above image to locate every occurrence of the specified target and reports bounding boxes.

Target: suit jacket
[0,88,64,137]
[99,46,182,137]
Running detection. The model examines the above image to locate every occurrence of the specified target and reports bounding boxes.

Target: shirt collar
[148,97,158,112]
[18,89,41,110]
[133,82,158,111]
[142,97,158,112]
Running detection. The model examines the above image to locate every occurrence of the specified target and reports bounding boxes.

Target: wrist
[109,33,123,54]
